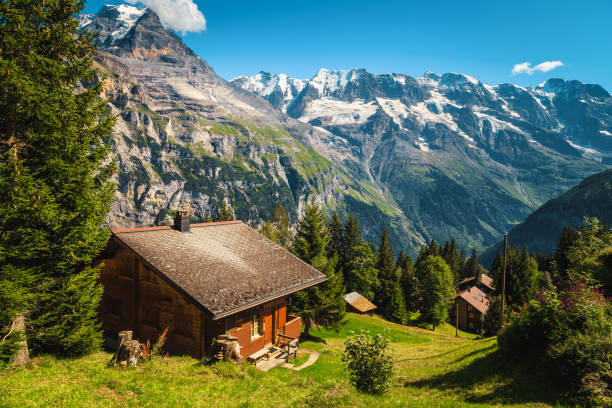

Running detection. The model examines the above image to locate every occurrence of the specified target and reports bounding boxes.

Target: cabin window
[250,311,261,339]
[468,322,474,329]
[143,307,159,328]
[467,304,473,312]
[175,314,193,338]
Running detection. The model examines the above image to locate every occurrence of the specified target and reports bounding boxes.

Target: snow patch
[109,5,147,41]
[300,98,378,125]
[566,140,603,161]
[473,110,525,135]
[309,69,360,96]
[376,98,410,126]
[600,130,612,136]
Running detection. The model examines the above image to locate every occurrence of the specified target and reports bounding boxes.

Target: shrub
[498,283,611,403]
[342,330,394,394]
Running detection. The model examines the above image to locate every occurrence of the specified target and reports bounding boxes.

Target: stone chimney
[174,205,191,233]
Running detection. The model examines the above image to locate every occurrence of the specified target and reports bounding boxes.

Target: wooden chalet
[98,209,327,361]
[343,292,376,316]
[452,286,490,332]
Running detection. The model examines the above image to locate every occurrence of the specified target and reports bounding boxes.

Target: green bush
[342,330,394,394]
[498,283,611,403]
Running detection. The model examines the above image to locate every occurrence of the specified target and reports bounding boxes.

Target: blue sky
[84,0,612,91]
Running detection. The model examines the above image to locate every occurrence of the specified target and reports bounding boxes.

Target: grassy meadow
[0,314,566,408]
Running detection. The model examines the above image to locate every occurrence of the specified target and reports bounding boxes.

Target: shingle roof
[343,292,377,313]
[458,273,495,291]
[456,286,490,315]
[112,221,327,319]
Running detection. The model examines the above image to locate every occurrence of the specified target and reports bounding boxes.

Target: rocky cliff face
[83,5,421,250]
[233,68,611,251]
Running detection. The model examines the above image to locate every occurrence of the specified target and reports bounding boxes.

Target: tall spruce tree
[260,202,292,248]
[491,245,539,309]
[442,238,464,284]
[376,229,408,323]
[0,0,115,356]
[327,211,343,259]
[418,256,455,330]
[291,199,345,336]
[399,254,420,312]
[462,248,483,280]
[218,199,235,221]
[340,215,378,300]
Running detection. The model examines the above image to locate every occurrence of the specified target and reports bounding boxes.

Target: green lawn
[0,314,566,407]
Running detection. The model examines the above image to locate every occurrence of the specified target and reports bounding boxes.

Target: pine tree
[375,229,407,323]
[327,211,343,259]
[0,0,115,356]
[218,199,234,221]
[553,225,578,285]
[340,215,378,300]
[399,254,420,312]
[418,256,455,330]
[492,245,539,309]
[272,202,291,248]
[291,199,345,336]
[260,202,292,247]
[462,248,483,280]
[442,238,464,284]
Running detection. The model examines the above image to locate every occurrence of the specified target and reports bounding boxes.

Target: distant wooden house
[343,292,377,316]
[457,273,495,294]
[98,210,327,360]
[452,286,490,333]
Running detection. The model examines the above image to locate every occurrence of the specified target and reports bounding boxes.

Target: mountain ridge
[82,5,609,255]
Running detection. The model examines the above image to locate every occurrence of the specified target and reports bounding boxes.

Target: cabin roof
[456,286,490,315]
[112,221,327,320]
[343,292,377,312]
[458,273,495,291]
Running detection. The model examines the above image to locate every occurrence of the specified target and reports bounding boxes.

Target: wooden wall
[222,297,287,358]
[99,240,205,358]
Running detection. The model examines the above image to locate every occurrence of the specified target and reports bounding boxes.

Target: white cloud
[511,60,564,75]
[126,0,206,34]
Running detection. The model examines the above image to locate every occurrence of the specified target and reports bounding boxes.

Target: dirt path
[282,350,320,371]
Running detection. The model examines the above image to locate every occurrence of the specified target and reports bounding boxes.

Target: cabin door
[264,310,273,345]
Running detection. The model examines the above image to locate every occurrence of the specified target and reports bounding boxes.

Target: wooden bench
[247,348,269,366]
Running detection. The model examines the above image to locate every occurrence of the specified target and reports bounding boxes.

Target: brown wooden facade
[99,240,302,359]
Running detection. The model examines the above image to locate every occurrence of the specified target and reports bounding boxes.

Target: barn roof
[112,221,327,320]
[343,292,377,313]
[456,286,490,315]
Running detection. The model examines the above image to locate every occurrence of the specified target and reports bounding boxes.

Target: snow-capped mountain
[81,5,610,254]
[232,69,612,161]
[232,68,610,249]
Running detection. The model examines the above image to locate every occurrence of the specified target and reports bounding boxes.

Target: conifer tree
[260,202,292,247]
[272,202,291,248]
[442,238,464,283]
[399,254,420,312]
[419,256,455,330]
[340,215,378,300]
[491,245,539,308]
[0,0,115,356]
[327,211,343,259]
[462,248,483,280]
[218,199,235,221]
[291,199,345,336]
[375,229,407,323]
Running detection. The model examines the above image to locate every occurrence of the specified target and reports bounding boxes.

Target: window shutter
[259,313,264,335]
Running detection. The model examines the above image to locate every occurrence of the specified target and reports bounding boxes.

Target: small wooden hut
[343,292,377,316]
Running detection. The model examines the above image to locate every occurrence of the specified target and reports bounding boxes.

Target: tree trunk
[11,314,30,366]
